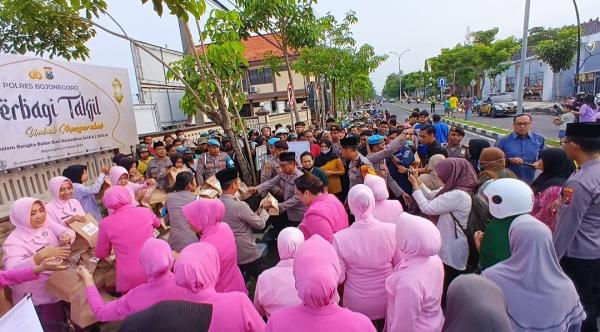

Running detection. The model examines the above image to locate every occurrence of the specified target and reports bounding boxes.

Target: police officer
[250,152,305,230]
[195,138,234,186]
[554,122,600,332]
[367,135,409,201]
[340,136,374,188]
[216,168,271,279]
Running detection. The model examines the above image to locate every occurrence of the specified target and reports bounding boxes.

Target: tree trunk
[178,18,204,125]
[282,42,300,123]
[316,77,325,129]
[233,105,257,185]
[221,113,254,185]
[331,78,337,119]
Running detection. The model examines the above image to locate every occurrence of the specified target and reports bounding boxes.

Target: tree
[236,0,322,122]
[0,0,258,184]
[382,73,400,98]
[535,26,578,99]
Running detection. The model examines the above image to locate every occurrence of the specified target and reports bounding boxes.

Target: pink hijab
[174,242,220,293]
[182,198,226,236]
[48,176,72,205]
[102,185,134,214]
[140,238,174,279]
[347,184,376,223]
[363,175,404,223]
[278,227,305,260]
[395,214,441,262]
[294,235,341,308]
[109,166,129,185]
[434,158,479,195]
[10,197,47,235]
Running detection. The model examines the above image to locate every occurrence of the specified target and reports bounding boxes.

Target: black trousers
[442,264,466,309]
[239,256,270,280]
[561,256,600,332]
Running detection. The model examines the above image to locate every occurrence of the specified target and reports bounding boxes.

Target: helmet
[483,178,534,219]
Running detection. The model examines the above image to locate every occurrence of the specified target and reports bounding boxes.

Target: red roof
[195,33,297,63]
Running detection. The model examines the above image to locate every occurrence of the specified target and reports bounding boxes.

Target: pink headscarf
[174,242,220,293]
[293,235,341,308]
[48,176,72,205]
[10,197,47,234]
[182,198,226,234]
[109,166,129,185]
[140,238,174,279]
[278,227,305,260]
[363,174,389,202]
[102,185,134,213]
[434,158,479,195]
[395,214,441,262]
[347,184,376,222]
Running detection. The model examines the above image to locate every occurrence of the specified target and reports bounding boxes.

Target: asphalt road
[382,102,560,142]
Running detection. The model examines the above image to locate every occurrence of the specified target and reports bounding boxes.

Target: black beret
[340,136,359,147]
[566,122,600,138]
[279,151,296,162]
[449,126,465,136]
[215,167,239,184]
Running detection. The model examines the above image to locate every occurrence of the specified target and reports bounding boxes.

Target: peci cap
[340,136,359,147]
[215,167,239,184]
[566,122,600,138]
[449,126,465,136]
[279,151,296,162]
[273,140,289,150]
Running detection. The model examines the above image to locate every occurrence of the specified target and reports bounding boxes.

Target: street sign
[438,77,446,88]
[470,79,477,87]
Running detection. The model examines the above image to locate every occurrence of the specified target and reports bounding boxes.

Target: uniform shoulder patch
[562,187,575,205]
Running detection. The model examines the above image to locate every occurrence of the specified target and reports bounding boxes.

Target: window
[248,68,273,85]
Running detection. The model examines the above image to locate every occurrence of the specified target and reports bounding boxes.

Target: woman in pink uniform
[254,227,304,317]
[296,173,348,243]
[95,186,160,293]
[332,184,398,328]
[108,166,153,207]
[182,198,247,294]
[363,174,407,224]
[174,242,265,332]
[2,197,74,331]
[385,214,444,332]
[265,235,375,332]
[76,238,187,321]
[45,176,86,227]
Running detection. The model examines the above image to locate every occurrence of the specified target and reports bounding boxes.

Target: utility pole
[516,0,531,115]
[390,49,411,101]
[573,0,581,95]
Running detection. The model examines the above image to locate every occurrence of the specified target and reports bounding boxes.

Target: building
[197,33,314,117]
[483,18,600,101]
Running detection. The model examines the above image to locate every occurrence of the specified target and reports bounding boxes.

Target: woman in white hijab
[418,154,446,191]
[482,220,585,331]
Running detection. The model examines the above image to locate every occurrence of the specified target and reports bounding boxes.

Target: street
[383,102,561,143]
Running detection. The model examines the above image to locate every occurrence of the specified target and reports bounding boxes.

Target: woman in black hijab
[530,148,575,232]
[468,139,491,173]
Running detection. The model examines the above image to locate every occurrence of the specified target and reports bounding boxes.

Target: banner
[0,54,138,170]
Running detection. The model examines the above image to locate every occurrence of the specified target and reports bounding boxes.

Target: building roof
[583,18,600,36]
[195,33,297,63]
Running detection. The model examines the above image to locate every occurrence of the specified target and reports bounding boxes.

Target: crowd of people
[1,107,600,332]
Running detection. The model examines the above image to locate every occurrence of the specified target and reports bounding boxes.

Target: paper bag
[148,188,167,205]
[69,214,100,250]
[0,288,13,317]
[204,175,222,194]
[195,187,220,199]
[70,290,115,328]
[259,193,279,216]
[237,182,252,201]
[46,268,84,302]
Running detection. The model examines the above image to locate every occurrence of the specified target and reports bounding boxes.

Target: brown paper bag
[46,268,84,302]
[148,188,167,205]
[69,214,100,250]
[70,290,115,328]
[259,193,279,216]
[204,175,222,194]
[237,182,252,201]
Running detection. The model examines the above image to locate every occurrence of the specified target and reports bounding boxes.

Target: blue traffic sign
[438,77,446,88]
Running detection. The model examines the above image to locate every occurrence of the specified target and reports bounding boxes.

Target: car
[389,98,396,103]
[478,93,518,118]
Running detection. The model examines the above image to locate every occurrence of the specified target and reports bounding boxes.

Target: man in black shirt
[417,125,447,167]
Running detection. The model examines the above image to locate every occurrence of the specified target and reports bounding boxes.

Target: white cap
[483,178,534,219]
[275,127,289,135]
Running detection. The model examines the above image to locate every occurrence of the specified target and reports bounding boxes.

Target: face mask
[321,148,331,154]
[406,140,413,147]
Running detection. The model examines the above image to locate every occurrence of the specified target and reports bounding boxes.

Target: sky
[84,0,600,97]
